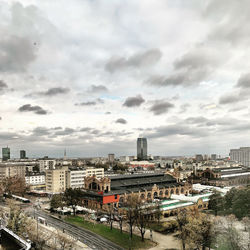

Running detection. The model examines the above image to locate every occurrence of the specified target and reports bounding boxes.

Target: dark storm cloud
[76,101,96,106]
[123,95,145,107]
[146,48,220,87]
[219,94,243,105]
[0,80,8,90]
[236,73,250,89]
[88,85,108,93]
[179,103,190,113]
[26,87,70,98]
[80,127,92,132]
[204,0,250,46]
[149,101,174,115]
[54,127,76,136]
[18,104,48,115]
[0,35,36,73]
[145,124,209,139]
[105,48,162,73]
[185,116,209,124]
[41,87,70,96]
[219,72,250,105]
[115,118,127,124]
[0,132,21,140]
[32,127,51,136]
[75,98,104,106]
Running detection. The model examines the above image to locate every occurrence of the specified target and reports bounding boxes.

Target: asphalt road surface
[32,210,124,250]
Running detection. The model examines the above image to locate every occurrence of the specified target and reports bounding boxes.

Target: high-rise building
[230,147,250,167]
[20,150,26,159]
[211,154,217,160]
[2,147,10,161]
[137,138,147,161]
[108,154,115,163]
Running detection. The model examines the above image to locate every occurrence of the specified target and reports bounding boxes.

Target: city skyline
[1,0,250,157]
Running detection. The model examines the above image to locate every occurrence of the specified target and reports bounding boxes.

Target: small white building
[25,173,45,185]
[67,167,104,189]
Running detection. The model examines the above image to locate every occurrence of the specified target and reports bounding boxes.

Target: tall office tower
[2,147,10,161]
[20,150,26,159]
[211,154,217,160]
[108,153,115,163]
[137,138,147,161]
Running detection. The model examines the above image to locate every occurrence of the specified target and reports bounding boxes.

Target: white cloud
[0,0,250,157]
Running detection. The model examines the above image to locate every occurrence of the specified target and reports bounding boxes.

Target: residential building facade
[230,147,250,167]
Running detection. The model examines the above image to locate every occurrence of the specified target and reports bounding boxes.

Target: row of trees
[50,188,84,216]
[208,186,250,219]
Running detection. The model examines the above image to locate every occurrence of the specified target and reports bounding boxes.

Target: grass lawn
[65,216,155,250]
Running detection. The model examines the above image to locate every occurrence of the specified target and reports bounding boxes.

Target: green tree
[50,194,64,212]
[208,190,224,216]
[231,187,250,219]
[64,188,84,216]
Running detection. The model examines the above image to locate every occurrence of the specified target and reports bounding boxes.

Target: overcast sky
[1,0,250,158]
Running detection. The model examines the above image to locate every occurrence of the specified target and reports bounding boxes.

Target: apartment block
[230,147,250,167]
[39,159,56,172]
[45,167,104,193]
[45,167,68,193]
[0,163,26,181]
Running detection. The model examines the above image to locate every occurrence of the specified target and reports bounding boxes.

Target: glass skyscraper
[20,150,26,159]
[137,138,147,160]
[2,147,10,161]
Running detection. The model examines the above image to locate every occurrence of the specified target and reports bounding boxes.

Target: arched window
[159,191,163,196]
[171,189,174,194]
[153,192,158,198]
[92,182,97,190]
[176,188,179,194]
[165,190,169,196]
[140,193,145,199]
[181,188,184,194]
[147,192,151,198]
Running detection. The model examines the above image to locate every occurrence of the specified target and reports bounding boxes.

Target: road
[31,210,124,250]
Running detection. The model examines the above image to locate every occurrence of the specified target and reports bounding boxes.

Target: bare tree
[6,200,28,235]
[136,200,153,242]
[107,204,114,230]
[124,194,138,239]
[176,209,189,250]
[55,229,76,250]
[1,177,28,196]
[117,210,125,233]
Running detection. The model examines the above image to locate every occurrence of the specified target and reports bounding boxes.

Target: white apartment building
[230,147,250,167]
[46,167,104,193]
[67,167,104,189]
[25,173,45,185]
[39,159,56,172]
